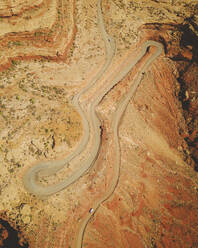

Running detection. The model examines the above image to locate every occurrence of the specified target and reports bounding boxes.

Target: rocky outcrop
[81,24,198,248]
[139,21,198,171]
[0,0,76,71]
[178,61,198,171]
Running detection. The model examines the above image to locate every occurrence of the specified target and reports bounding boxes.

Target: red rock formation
[179,62,198,170]
[82,24,198,248]
[0,3,198,248]
[16,22,198,248]
[0,0,76,71]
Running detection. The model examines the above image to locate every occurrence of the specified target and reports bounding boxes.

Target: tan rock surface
[0,0,76,68]
[0,0,198,247]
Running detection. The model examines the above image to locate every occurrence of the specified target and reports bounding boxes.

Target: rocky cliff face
[0,0,197,248]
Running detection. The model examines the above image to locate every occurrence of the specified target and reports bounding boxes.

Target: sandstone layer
[0,0,76,70]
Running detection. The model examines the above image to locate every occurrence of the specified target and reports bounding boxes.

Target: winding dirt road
[23,0,116,196]
[22,0,164,247]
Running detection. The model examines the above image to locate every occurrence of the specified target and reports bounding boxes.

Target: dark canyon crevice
[141,20,198,171]
[0,216,29,248]
[174,20,198,171]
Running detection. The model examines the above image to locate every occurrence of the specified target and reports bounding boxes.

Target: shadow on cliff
[180,17,198,63]
[176,18,198,171]
[140,19,198,171]
[0,218,29,248]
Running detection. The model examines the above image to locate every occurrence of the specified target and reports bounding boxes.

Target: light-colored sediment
[0,0,76,67]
